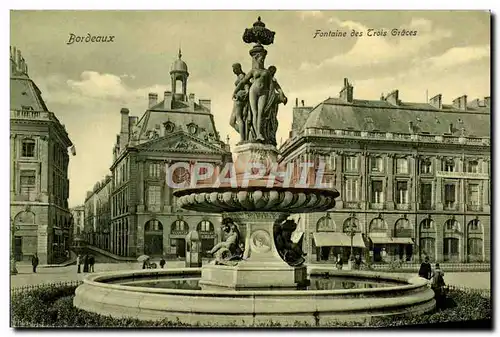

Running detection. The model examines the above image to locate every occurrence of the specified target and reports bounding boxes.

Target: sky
[9,10,491,208]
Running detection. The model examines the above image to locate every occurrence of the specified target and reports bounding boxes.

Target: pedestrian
[159,257,166,269]
[353,254,363,270]
[336,254,343,270]
[76,254,81,273]
[31,253,39,273]
[418,256,432,280]
[431,263,446,309]
[89,255,95,272]
[381,248,387,263]
[83,254,89,273]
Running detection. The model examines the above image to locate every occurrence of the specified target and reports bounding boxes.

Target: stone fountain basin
[174,186,340,213]
[73,267,435,327]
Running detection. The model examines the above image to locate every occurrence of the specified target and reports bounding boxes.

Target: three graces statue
[230,17,288,146]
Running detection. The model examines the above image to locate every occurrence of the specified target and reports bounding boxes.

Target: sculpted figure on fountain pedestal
[208,218,243,265]
[274,219,307,267]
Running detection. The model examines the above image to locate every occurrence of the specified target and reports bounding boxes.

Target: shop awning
[313,233,366,248]
[370,236,414,244]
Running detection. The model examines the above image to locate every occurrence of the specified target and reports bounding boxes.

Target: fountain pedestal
[199,211,308,289]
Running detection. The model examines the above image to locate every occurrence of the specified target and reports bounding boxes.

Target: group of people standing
[419,256,447,309]
[76,254,95,273]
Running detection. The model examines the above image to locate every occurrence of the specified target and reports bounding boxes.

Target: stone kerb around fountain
[73,268,436,326]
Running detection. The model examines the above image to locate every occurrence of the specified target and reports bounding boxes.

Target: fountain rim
[81,267,429,298]
[173,186,340,199]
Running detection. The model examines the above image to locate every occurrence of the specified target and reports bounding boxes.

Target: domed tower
[170,48,189,101]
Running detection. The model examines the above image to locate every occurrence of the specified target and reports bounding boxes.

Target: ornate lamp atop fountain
[174,17,339,290]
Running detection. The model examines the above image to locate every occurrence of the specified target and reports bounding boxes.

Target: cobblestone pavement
[10,261,491,290]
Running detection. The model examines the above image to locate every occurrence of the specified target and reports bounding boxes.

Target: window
[396,181,409,204]
[145,220,163,231]
[420,159,432,174]
[20,170,36,195]
[420,183,432,209]
[445,219,459,231]
[147,186,161,211]
[343,217,359,233]
[467,160,479,173]
[345,179,358,202]
[444,184,456,208]
[198,220,213,232]
[468,238,483,256]
[371,181,384,203]
[371,157,384,172]
[172,220,188,232]
[317,216,334,231]
[468,219,481,231]
[396,158,409,174]
[21,139,35,157]
[444,160,455,172]
[420,218,434,230]
[468,184,480,205]
[149,162,161,178]
[420,238,435,258]
[369,217,385,231]
[345,156,358,172]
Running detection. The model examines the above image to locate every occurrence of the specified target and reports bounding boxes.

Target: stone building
[85,50,232,258]
[83,175,112,250]
[10,47,74,264]
[280,78,491,264]
[70,205,85,237]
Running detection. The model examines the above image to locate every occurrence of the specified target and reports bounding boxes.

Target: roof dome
[170,48,188,73]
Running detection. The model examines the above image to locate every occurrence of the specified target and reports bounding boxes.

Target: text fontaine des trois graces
[313,28,418,38]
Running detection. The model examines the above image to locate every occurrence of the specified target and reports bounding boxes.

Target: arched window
[145,219,163,232]
[21,139,35,158]
[467,219,481,232]
[172,219,188,232]
[316,216,334,231]
[197,220,213,232]
[445,219,460,232]
[420,218,435,231]
[343,217,359,233]
[369,217,386,231]
[394,218,412,237]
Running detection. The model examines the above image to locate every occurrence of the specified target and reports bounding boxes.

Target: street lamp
[347,214,358,263]
[10,218,18,275]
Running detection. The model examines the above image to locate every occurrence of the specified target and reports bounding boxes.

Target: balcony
[444,202,458,211]
[418,203,433,211]
[343,201,361,209]
[395,203,410,211]
[370,203,384,210]
[467,204,483,212]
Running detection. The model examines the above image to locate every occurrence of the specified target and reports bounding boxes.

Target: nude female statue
[229,63,250,142]
[262,65,287,145]
[208,218,243,265]
[232,48,272,142]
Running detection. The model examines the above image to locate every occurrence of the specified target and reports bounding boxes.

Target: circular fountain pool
[73,267,435,327]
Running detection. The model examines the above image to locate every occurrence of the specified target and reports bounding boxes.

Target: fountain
[73,18,435,326]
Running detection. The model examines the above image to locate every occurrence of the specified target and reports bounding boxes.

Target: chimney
[295,98,298,107]
[452,95,467,111]
[148,93,158,108]
[386,90,399,106]
[429,94,442,109]
[339,78,354,103]
[199,99,211,112]
[164,91,172,110]
[484,96,491,107]
[119,108,130,151]
[301,100,305,107]
[449,123,454,134]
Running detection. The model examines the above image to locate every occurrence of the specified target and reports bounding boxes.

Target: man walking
[31,253,39,273]
[418,256,432,280]
[76,254,81,273]
[89,255,95,273]
[159,257,166,269]
[431,263,446,309]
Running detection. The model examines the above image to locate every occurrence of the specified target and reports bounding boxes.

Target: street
[10,261,491,290]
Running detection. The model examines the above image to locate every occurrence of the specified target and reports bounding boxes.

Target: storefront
[369,236,414,262]
[313,232,367,262]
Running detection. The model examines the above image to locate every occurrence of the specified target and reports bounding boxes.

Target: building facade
[70,205,85,237]
[10,47,74,264]
[85,50,232,258]
[83,175,112,249]
[280,78,491,264]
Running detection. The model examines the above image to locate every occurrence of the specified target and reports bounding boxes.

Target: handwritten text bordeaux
[67,33,115,45]
[313,28,418,38]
